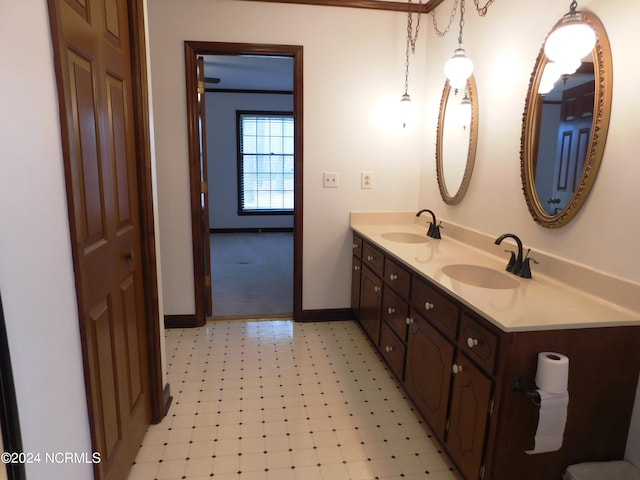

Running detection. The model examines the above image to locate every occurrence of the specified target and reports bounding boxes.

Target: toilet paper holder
[510,376,542,405]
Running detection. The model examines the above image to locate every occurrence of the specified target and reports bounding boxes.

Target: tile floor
[128,320,460,480]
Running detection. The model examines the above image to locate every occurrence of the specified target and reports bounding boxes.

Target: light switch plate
[323,172,339,188]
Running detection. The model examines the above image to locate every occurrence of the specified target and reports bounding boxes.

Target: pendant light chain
[431,0,459,37]
[432,0,494,37]
[457,0,466,46]
[407,0,423,54]
[473,0,495,17]
[404,0,423,95]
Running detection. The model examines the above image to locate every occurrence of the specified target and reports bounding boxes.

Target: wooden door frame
[129,0,168,423]
[46,0,166,433]
[184,41,304,326]
[0,293,25,480]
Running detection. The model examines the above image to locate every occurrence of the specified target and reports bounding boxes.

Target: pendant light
[399,0,422,128]
[431,0,493,90]
[544,1,596,64]
[538,57,581,95]
[444,0,473,90]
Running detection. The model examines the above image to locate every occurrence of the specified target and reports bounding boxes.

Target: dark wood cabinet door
[359,266,383,346]
[351,257,362,318]
[404,310,454,439]
[447,353,492,480]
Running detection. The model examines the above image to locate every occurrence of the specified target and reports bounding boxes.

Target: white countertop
[351,215,640,332]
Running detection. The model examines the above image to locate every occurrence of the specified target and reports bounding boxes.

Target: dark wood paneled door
[446,354,492,480]
[404,310,454,440]
[359,266,382,346]
[48,1,151,479]
[551,80,595,213]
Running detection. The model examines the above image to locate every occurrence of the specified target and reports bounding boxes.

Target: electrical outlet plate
[323,172,339,188]
[361,171,372,189]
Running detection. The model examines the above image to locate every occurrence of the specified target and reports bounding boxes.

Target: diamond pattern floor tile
[127,320,460,480]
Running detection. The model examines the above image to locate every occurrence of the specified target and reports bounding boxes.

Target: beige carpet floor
[210,232,293,319]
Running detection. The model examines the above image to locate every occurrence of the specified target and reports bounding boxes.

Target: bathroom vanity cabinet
[351,231,640,480]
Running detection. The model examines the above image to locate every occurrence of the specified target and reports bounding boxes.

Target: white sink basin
[442,264,520,290]
[380,232,428,244]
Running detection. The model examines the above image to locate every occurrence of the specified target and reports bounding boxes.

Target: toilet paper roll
[526,390,569,454]
[535,352,569,393]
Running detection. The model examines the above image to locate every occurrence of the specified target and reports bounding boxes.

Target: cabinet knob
[387,307,396,314]
[353,243,358,249]
[385,345,393,353]
[354,265,360,271]
[424,301,434,311]
[467,337,479,348]
[389,274,398,281]
[452,364,462,374]
[374,286,381,293]
[367,255,375,261]
[405,317,414,325]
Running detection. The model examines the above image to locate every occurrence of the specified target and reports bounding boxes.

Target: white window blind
[238,113,294,213]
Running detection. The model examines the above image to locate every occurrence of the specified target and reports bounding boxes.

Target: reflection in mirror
[436,76,478,205]
[535,60,594,215]
[521,11,612,228]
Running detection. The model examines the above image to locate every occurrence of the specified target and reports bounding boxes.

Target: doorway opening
[184,42,303,325]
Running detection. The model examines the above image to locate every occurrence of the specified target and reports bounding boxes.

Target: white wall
[206,91,294,230]
[148,0,423,315]
[0,3,93,478]
[147,0,640,309]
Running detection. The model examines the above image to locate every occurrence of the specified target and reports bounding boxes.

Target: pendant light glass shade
[555,57,581,75]
[538,62,561,94]
[544,12,596,63]
[398,93,415,128]
[538,57,582,95]
[444,48,474,90]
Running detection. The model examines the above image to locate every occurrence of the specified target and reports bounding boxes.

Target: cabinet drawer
[384,257,411,298]
[382,287,409,341]
[411,277,459,341]
[352,234,363,259]
[380,322,405,380]
[362,241,384,276]
[459,313,498,374]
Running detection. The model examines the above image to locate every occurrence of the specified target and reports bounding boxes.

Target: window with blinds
[238,112,294,214]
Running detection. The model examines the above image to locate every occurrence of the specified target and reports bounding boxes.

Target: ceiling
[202,55,294,92]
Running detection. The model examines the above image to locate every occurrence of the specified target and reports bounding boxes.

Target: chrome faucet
[494,233,537,278]
[416,209,441,239]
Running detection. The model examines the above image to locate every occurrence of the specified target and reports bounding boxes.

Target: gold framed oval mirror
[520,10,612,228]
[436,75,478,205]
